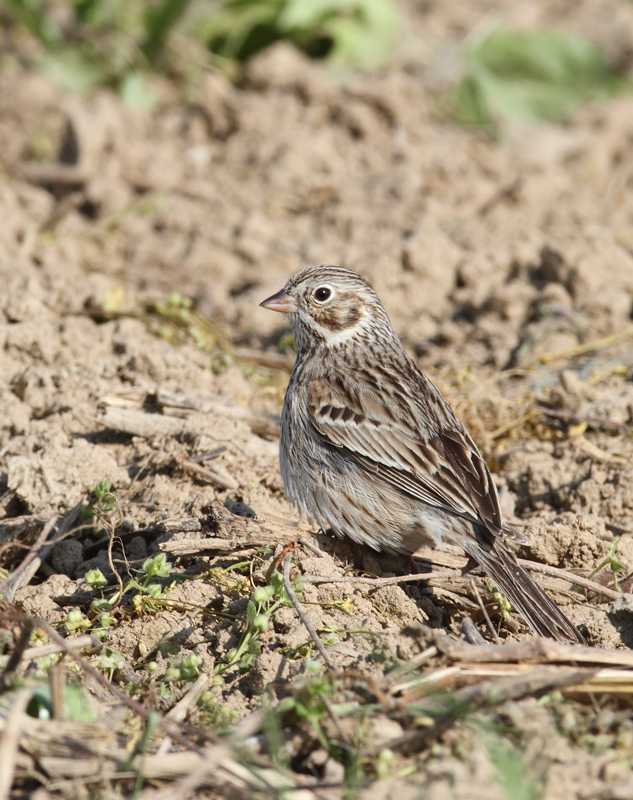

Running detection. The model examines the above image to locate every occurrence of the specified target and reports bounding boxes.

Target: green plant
[198,692,241,730]
[65,609,92,633]
[198,0,398,65]
[177,652,203,681]
[5,0,399,101]
[215,570,302,675]
[278,666,363,786]
[487,581,513,627]
[80,554,175,642]
[5,0,194,98]
[448,29,629,132]
[83,479,118,534]
[95,647,125,681]
[142,292,230,353]
[586,538,627,591]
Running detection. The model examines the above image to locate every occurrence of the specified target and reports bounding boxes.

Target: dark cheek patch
[317,296,362,332]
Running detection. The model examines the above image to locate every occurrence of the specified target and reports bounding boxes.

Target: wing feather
[307,377,502,536]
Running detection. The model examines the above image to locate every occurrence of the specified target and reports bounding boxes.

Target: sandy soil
[3,1,633,797]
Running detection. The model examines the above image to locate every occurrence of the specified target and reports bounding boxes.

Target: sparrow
[260,265,585,643]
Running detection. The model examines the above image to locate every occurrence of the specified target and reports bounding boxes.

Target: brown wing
[307,377,503,536]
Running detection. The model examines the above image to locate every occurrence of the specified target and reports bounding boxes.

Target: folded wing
[307,376,504,538]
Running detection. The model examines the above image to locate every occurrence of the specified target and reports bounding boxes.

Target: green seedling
[279,672,335,750]
[587,538,627,591]
[376,747,394,780]
[215,570,302,675]
[278,668,362,784]
[4,0,191,98]
[64,609,92,634]
[83,479,118,534]
[487,582,513,627]
[150,654,198,687]
[121,709,162,795]
[198,692,241,730]
[95,647,125,681]
[85,569,108,589]
[83,555,174,640]
[179,653,203,682]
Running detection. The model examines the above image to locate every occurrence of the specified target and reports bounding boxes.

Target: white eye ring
[314,286,333,303]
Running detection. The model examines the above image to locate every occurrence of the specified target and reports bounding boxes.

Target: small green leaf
[141,553,171,580]
[85,569,107,589]
[119,71,158,111]
[179,653,202,681]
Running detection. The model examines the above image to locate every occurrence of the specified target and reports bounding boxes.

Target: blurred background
[2,0,633,371]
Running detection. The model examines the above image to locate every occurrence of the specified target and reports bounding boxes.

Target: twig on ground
[319,693,351,746]
[0,689,32,800]
[461,616,487,645]
[376,667,593,756]
[161,537,259,555]
[155,674,211,758]
[381,646,439,690]
[538,326,633,365]
[0,517,57,601]
[0,634,99,669]
[37,621,203,751]
[152,452,238,491]
[265,542,296,584]
[107,529,125,608]
[469,578,501,644]
[50,664,66,720]
[177,456,238,491]
[334,669,393,709]
[0,606,33,693]
[282,553,352,746]
[134,743,235,800]
[485,411,536,443]
[302,570,457,587]
[298,537,332,559]
[434,634,633,667]
[517,558,621,600]
[283,552,333,669]
[15,162,87,188]
[533,405,631,434]
[0,504,83,602]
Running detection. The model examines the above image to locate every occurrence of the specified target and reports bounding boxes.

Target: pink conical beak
[259,289,300,314]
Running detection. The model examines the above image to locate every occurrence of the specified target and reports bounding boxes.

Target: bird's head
[260,265,392,350]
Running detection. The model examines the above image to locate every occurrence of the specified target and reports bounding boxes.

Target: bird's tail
[464,540,585,644]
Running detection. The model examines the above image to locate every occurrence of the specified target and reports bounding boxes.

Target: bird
[260,265,585,644]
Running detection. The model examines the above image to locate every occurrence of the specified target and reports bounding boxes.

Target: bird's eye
[314,287,332,302]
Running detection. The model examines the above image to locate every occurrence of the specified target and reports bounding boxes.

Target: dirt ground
[4,1,633,798]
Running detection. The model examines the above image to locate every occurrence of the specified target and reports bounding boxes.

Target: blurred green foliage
[3,0,398,99]
[449,29,630,130]
[197,0,398,63]
[5,0,193,98]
